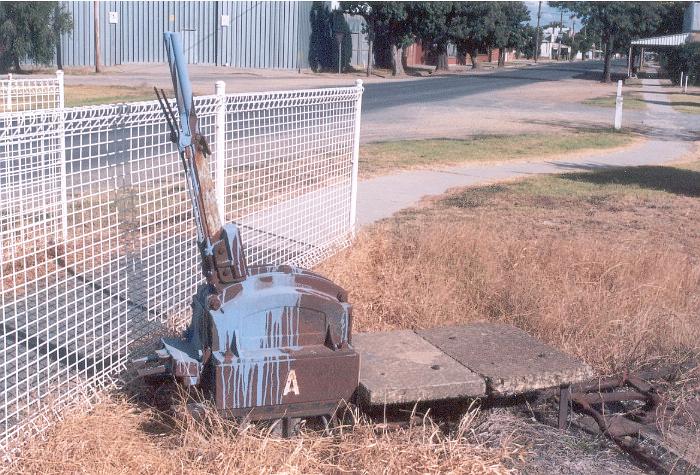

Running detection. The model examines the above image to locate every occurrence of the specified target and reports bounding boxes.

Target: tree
[310,3,352,73]
[451,2,498,70]
[409,2,458,71]
[331,10,353,72]
[656,3,700,84]
[551,2,669,82]
[0,2,72,73]
[662,44,700,86]
[340,1,375,76]
[341,1,413,76]
[519,25,542,59]
[309,2,333,72]
[485,2,531,67]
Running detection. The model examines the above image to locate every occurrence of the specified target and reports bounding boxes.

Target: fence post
[56,70,69,243]
[614,80,623,131]
[215,80,226,222]
[349,79,363,235]
[6,73,12,112]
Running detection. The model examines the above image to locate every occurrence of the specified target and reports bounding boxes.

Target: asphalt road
[361,61,612,112]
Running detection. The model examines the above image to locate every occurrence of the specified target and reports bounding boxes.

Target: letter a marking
[283,369,300,396]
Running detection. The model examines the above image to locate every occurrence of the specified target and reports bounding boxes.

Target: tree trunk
[602,35,613,83]
[469,48,479,69]
[13,56,21,73]
[488,48,493,63]
[436,51,449,71]
[497,49,505,67]
[390,44,404,76]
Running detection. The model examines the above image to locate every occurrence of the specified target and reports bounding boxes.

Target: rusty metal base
[217,399,351,421]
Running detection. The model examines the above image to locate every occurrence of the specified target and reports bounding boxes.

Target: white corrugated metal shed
[631,32,695,47]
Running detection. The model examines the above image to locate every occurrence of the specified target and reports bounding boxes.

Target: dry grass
[9,162,700,474]
[359,132,636,178]
[63,84,216,107]
[319,162,700,374]
[8,395,520,474]
[64,85,167,107]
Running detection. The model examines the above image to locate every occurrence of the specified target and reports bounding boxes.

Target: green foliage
[309,3,352,72]
[332,10,353,71]
[519,26,541,60]
[551,2,685,81]
[452,2,534,66]
[487,2,531,55]
[341,1,530,72]
[409,2,457,59]
[341,1,413,48]
[661,44,700,86]
[0,1,72,73]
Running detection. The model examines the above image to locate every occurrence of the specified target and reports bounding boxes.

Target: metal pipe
[349,79,363,234]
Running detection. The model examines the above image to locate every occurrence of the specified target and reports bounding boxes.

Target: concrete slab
[353,330,486,406]
[418,323,595,396]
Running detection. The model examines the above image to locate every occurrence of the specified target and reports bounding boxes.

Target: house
[404,42,508,68]
[539,26,572,60]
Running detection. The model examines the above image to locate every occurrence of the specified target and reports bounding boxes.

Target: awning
[631,32,696,47]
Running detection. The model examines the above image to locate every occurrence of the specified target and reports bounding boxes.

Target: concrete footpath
[356,79,695,226]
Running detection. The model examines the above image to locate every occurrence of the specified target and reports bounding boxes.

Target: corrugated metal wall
[57,1,312,69]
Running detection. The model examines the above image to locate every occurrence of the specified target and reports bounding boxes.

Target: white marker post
[684,75,689,93]
[614,80,623,131]
[680,71,684,90]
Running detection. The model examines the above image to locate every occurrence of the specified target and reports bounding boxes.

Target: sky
[525,2,579,30]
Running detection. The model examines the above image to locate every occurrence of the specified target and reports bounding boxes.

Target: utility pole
[93,1,102,73]
[366,28,373,77]
[571,17,576,61]
[558,9,564,61]
[55,4,63,70]
[534,1,542,63]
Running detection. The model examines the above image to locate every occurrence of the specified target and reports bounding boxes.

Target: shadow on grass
[524,118,698,142]
[561,165,700,198]
[641,98,700,109]
[641,90,700,97]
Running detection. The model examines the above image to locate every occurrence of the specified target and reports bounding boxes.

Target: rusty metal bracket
[558,368,698,474]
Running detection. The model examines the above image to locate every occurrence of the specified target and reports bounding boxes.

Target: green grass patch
[581,91,646,110]
[360,131,636,177]
[444,162,700,210]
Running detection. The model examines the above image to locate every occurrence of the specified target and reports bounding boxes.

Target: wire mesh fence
[0,72,64,113]
[0,76,363,448]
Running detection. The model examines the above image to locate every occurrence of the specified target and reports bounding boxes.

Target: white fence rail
[0,75,363,447]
